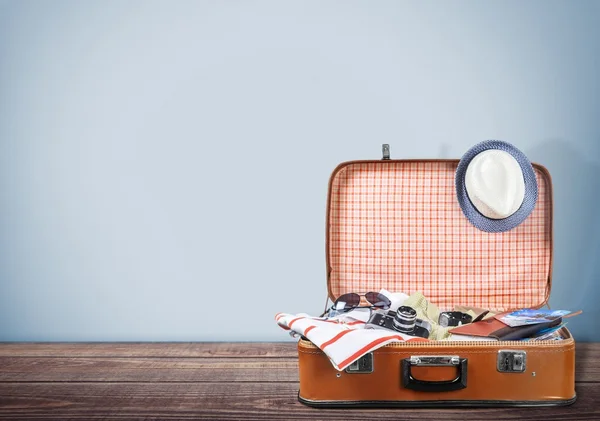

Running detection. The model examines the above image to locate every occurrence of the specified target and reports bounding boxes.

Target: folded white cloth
[275,312,427,371]
[378,288,409,312]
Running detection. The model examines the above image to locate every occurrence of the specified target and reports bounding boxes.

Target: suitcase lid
[326,158,552,312]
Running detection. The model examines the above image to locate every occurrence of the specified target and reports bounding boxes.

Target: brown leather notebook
[449,316,562,340]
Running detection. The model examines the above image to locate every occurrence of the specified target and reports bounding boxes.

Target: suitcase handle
[401,356,468,392]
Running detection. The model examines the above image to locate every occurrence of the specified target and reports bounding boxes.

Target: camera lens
[393,306,417,333]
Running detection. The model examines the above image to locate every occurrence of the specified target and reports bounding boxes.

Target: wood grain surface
[0,342,598,420]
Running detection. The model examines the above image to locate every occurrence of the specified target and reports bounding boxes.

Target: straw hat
[455,140,538,232]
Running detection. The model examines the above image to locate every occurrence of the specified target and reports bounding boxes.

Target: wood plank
[0,353,597,383]
[0,343,597,383]
[0,341,597,360]
[0,357,299,383]
[0,342,297,358]
[575,343,600,382]
[0,382,596,420]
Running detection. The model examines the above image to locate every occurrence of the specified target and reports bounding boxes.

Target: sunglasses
[323,292,391,316]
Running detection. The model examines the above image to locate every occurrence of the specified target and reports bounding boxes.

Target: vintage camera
[366,306,431,339]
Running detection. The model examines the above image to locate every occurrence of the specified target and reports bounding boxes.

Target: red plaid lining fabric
[328,161,551,311]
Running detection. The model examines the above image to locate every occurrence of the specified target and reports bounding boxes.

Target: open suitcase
[297,146,576,408]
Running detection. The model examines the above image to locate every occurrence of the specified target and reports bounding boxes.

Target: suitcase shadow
[527,139,600,342]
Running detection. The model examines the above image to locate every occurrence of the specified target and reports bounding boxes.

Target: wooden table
[0,342,597,420]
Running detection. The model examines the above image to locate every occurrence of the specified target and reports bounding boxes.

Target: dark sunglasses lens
[365,292,391,309]
[334,293,360,309]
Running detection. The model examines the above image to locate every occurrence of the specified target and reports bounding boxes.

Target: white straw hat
[455,140,538,232]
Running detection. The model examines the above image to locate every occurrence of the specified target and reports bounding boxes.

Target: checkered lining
[327,160,551,312]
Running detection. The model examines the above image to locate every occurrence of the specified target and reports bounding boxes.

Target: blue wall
[0,0,598,341]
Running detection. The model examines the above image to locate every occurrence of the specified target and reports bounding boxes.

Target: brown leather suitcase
[297,150,576,407]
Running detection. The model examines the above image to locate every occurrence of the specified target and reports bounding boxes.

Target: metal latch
[497,350,527,373]
[345,353,374,373]
[382,144,390,160]
[409,355,460,366]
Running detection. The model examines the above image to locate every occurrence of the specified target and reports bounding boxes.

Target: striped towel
[275,312,428,371]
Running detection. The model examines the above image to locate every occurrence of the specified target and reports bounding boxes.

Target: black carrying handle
[401,357,468,392]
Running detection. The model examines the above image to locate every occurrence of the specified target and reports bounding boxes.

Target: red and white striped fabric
[275,312,427,371]
[328,161,551,312]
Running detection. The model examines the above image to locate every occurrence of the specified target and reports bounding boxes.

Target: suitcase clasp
[344,353,374,374]
[497,350,527,373]
[382,144,390,160]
